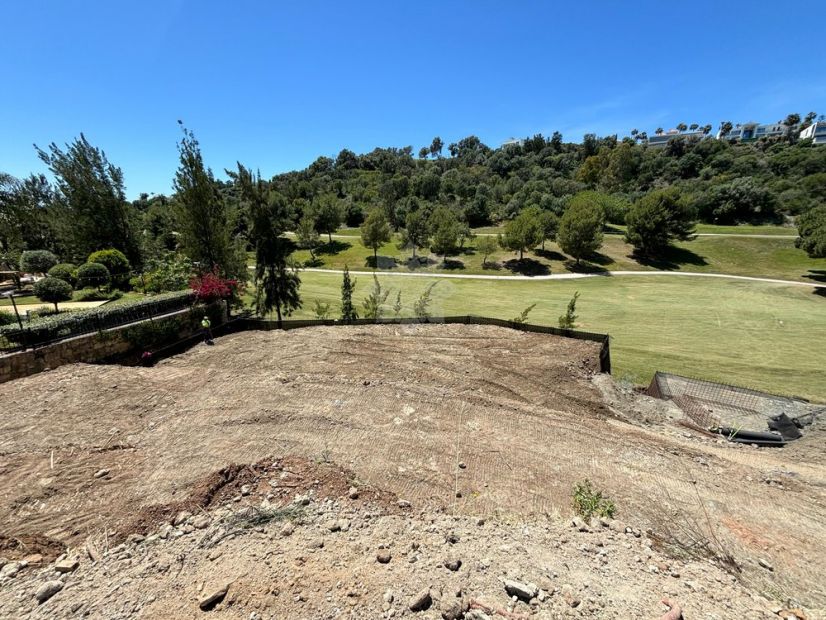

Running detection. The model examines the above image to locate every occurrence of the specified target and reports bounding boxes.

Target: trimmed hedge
[48,263,78,286]
[0,290,195,346]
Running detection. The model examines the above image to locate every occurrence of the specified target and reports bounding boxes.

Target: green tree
[625,188,696,257]
[500,208,542,260]
[88,249,131,289]
[413,282,437,320]
[76,262,110,290]
[313,196,343,243]
[313,299,331,320]
[362,274,390,321]
[35,135,140,265]
[174,126,243,278]
[558,194,604,264]
[295,213,321,263]
[796,206,826,258]
[429,206,460,263]
[475,235,499,267]
[33,276,73,312]
[393,290,402,317]
[398,209,430,259]
[558,291,580,329]
[20,250,57,275]
[360,208,391,264]
[537,210,559,250]
[429,136,444,159]
[340,265,358,320]
[48,263,77,286]
[232,163,300,325]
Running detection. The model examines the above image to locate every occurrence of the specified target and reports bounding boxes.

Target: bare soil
[0,324,824,618]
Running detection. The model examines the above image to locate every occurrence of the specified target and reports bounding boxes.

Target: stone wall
[0,304,225,384]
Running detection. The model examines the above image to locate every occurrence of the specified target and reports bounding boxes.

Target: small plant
[511,303,536,324]
[558,291,580,330]
[313,299,331,320]
[362,274,389,321]
[572,479,616,520]
[413,282,438,320]
[393,290,402,317]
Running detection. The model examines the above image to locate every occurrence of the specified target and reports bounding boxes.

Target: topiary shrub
[20,250,58,275]
[33,276,74,312]
[76,262,110,290]
[47,263,78,286]
[88,249,131,289]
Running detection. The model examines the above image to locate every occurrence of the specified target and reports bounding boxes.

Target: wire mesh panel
[648,371,823,433]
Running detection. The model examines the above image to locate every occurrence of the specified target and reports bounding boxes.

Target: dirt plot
[1,324,825,613]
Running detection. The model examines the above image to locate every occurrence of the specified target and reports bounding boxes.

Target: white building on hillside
[800,121,826,144]
[501,137,525,148]
[647,128,707,147]
[717,121,787,141]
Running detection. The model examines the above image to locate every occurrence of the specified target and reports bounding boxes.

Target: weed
[572,479,616,519]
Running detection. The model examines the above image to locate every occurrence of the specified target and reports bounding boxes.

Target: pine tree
[340,265,358,320]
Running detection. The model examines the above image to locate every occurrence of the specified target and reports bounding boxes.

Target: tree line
[2,115,825,323]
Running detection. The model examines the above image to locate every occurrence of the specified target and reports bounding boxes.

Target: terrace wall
[0,303,226,384]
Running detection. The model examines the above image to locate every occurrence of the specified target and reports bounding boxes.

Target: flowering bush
[189,269,240,303]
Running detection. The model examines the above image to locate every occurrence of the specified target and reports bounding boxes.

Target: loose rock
[503,579,538,601]
[34,580,63,604]
[408,588,432,612]
[377,550,392,564]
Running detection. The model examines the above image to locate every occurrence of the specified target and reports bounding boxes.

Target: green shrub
[0,290,194,346]
[20,250,58,275]
[572,479,616,520]
[88,249,131,289]
[33,277,74,312]
[48,263,77,286]
[75,288,122,302]
[0,312,16,326]
[76,262,110,289]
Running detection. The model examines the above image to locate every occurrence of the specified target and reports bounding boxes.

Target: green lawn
[284,232,826,283]
[283,271,826,402]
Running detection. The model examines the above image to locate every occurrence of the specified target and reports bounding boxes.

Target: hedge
[0,290,196,347]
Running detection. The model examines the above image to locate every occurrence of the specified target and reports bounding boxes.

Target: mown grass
[283,232,825,283]
[283,271,826,402]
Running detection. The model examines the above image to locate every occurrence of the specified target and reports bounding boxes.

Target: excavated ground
[0,324,823,618]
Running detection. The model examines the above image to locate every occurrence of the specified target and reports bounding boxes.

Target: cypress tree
[340,265,357,320]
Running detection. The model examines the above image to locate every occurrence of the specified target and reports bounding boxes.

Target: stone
[444,558,462,572]
[376,550,392,564]
[561,584,581,608]
[338,519,351,532]
[279,522,295,537]
[758,558,774,571]
[93,469,110,479]
[193,515,210,529]
[383,590,394,604]
[348,486,359,499]
[441,598,468,619]
[23,553,43,565]
[54,559,79,574]
[173,511,191,526]
[34,580,63,604]
[294,494,311,506]
[199,583,230,611]
[466,611,491,620]
[397,500,411,509]
[240,484,251,496]
[572,517,589,532]
[326,520,341,532]
[408,588,432,612]
[458,461,466,469]
[1,562,20,578]
[504,579,538,601]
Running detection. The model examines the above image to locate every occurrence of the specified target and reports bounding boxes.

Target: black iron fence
[232,315,611,373]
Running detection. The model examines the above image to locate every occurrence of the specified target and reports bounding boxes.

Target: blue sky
[2,1,825,198]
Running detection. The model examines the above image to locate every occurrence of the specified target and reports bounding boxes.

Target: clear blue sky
[2,1,824,198]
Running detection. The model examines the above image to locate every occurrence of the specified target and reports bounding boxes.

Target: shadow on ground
[317,240,352,255]
[504,258,550,276]
[630,246,709,270]
[535,249,567,261]
[804,269,826,283]
[365,256,398,269]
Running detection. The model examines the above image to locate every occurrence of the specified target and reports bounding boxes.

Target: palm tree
[676,123,687,132]
[689,123,699,131]
[655,127,664,135]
